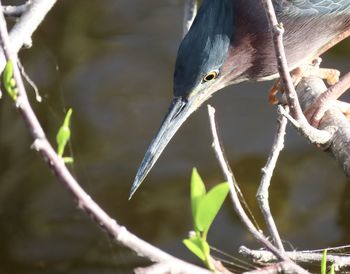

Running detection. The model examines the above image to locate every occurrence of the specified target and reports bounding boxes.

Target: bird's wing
[275,0,350,16]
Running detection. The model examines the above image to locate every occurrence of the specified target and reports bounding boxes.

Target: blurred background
[0,0,350,273]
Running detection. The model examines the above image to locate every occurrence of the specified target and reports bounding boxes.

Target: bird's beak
[129,94,204,199]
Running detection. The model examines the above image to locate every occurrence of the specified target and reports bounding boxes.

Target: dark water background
[1,0,350,273]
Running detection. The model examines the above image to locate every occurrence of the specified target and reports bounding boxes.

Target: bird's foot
[268,63,340,105]
[268,82,280,105]
[268,67,304,104]
[305,99,350,127]
[303,65,340,85]
[305,72,350,127]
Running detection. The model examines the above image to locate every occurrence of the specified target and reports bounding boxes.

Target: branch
[2,2,32,17]
[240,246,350,271]
[261,0,332,145]
[0,4,212,274]
[207,105,308,274]
[0,0,57,72]
[256,106,288,251]
[296,77,350,176]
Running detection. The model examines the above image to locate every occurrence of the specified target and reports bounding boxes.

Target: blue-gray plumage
[174,0,234,97]
[130,0,350,198]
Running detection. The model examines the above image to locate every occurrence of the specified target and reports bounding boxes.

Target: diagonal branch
[207,105,308,274]
[256,106,288,252]
[0,3,212,274]
[261,0,332,145]
[297,77,350,176]
[0,0,57,72]
[2,1,32,18]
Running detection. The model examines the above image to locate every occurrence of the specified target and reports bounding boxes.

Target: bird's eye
[203,71,218,82]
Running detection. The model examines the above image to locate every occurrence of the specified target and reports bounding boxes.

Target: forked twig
[0,0,58,71]
[256,106,288,251]
[207,105,308,274]
[261,0,332,145]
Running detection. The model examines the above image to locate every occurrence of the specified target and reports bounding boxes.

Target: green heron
[130,0,350,198]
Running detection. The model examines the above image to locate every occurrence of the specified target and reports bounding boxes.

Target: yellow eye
[203,71,218,82]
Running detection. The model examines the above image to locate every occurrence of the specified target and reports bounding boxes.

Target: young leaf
[3,60,18,100]
[321,249,327,274]
[328,263,335,274]
[183,237,206,261]
[190,168,206,230]
[56,108,73,157]
[196,182,229,233]
[63,157,74,164]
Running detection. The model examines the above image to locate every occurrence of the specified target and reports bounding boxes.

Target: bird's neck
[221,0,270,84]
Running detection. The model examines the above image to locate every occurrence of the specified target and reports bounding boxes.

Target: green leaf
[183,237,206,261]
[56,108,73,157]
[63,157,74,164]
[190,168,206,231]
[328,263,335,274]
[196,182,229,233]
[3,60,18,100]
[321,249,327,274]
[3,60,13,86]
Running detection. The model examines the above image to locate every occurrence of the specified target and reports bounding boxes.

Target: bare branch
[2,1,32,17]
[18,59,41,102]
[257,106,288,251]
[297,77,350,176]
[0,0,57,72]
[260,0,332,145]
[240,246,350,271]
[0,4,212,274]
[207,105,308,274]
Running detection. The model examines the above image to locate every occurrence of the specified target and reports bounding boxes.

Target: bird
[129,0,350,198]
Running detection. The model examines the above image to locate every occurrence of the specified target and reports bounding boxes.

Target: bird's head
[130,0,235,198]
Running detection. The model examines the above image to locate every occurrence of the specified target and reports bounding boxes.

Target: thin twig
[0,0,57,72]
[207,105,308,274]
[261,0,301,121]
[18,59,41,102]
[0,5,212,274]
[183,0,197,36]
[2,1,32,17]
[256,106,288,252]
[261,0,332,145]
[240,246,350,271]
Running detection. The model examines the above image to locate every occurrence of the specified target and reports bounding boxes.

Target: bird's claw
[304,99,336,127]
[305,99,350,128]
[268,82,280,104]
[304,66,340,85]
[268,67,304,104]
